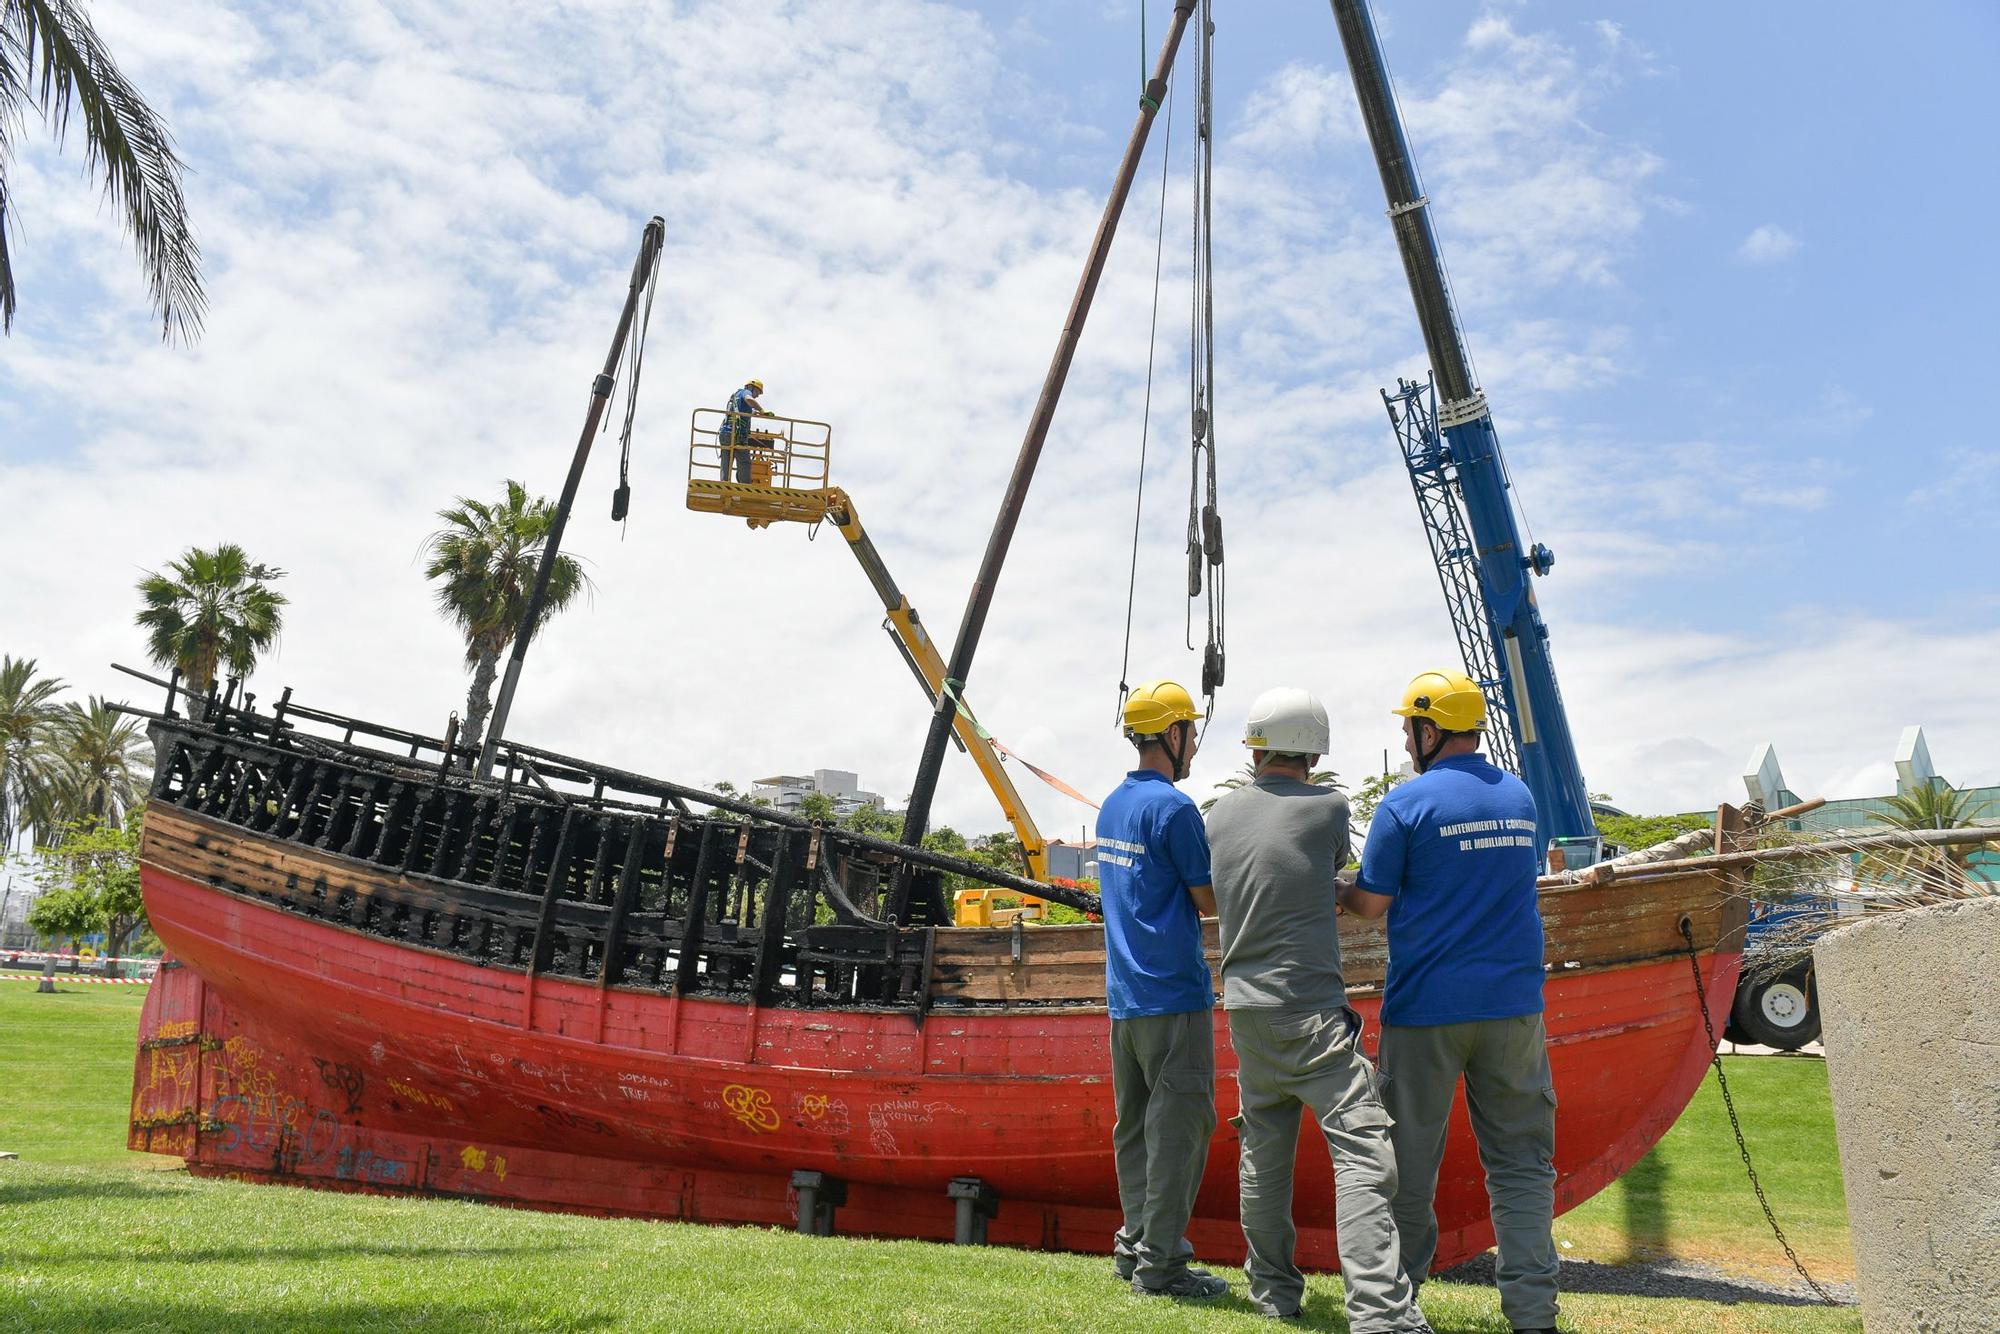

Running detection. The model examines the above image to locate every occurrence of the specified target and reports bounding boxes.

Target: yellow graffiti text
[389,1079,457,1113]
[721,1084,780,1134]
[458,1144,509,1183]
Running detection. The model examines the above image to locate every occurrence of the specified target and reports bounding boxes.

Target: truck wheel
[1731,963,1820,1050]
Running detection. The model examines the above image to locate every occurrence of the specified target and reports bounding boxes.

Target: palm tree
[1868,780,1996,876]
[134,543,288,698]
[1,0,204,340]
[1202,760,1342,813]
[421,481,590,756]
[0,655,68,852]
[57,696,152,825]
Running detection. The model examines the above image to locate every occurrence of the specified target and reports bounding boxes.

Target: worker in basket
[718,377,766,483]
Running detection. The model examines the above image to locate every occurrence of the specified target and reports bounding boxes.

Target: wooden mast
[893,1,1199,901]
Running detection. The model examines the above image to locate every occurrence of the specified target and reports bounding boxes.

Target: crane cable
[610,235,664,535]
[1185,0,1225,725]
[1114,49,1177,727]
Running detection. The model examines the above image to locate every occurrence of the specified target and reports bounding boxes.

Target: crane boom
[1327,0,1596,849]
[822,489,1052,883]
[683,411,1053,890]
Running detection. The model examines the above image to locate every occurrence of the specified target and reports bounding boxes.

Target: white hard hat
[1242,686,1330,756]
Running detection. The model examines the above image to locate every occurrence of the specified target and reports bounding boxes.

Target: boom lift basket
[687,409,837,527]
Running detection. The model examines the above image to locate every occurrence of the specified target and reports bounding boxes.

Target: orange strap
[991,738,1101,810]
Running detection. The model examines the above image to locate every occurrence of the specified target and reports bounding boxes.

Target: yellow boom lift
[686,408,1053,924]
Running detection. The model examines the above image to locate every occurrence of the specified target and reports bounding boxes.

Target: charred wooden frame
[123,675,1095,1013]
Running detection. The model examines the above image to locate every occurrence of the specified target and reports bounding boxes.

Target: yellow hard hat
[1122,679,1200,738]
[1393,669,1486,733]
[746,378,765,392]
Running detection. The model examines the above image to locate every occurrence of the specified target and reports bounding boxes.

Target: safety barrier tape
[2,949,153,964]
[0,972,151,985]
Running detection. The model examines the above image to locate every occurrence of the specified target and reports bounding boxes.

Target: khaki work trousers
[1379,1014,1560,1331]
[1229,1006,1425,1330]
[1109,1010,1217,1289]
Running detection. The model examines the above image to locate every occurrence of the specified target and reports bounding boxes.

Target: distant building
[1744,726,1999,882]
[750,768,885,818]
[0,876,37,950]
[1043,839,1098,881]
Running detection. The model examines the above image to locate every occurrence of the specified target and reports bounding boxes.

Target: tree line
[7,479,587,954]
[1,656,153,955]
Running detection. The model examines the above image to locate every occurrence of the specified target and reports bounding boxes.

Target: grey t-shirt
[1205,774,1351,1011]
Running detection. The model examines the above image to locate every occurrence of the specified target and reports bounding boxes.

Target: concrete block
[1814,894,1999,1333]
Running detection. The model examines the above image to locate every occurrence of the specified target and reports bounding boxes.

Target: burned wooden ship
[129,681,1749,1271]
[130,0,1755,1277]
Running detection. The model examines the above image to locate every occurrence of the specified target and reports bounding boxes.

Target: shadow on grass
[1437,1253,1854,1308]
[0,1175,183,1206]
[1617,1150,1672,1264]
[1191,1287,1513,1334]
[3,1295,620,1333]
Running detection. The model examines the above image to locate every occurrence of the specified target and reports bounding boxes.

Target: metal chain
[1678,919,1839,1305]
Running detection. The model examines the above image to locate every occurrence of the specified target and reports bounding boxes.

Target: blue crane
[1327,0,1598,857]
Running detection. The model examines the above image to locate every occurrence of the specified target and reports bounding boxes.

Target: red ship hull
[132,858,1741,1272]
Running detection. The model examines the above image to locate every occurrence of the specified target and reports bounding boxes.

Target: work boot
[1133,1270,1230,1300]
[1115,1258,1214,1284]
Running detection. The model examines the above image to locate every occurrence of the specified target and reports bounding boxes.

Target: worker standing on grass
[1343,669,1560,1334]
[1206,686,1431,1331]
[717,377,765,483]
[1096,679,1229,1302]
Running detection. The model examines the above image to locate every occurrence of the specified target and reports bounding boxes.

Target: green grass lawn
[0,983,1859,1333]
[0,983,183,1169]
[1557,1055,1852,1279]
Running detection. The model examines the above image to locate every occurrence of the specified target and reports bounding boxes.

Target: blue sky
[3,0,1996,834]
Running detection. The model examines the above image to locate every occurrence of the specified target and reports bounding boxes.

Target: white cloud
[1905,446,1999,513]
[1397,16,1668,299]
[1737,223,1800,264]
[1232,63,1362,157]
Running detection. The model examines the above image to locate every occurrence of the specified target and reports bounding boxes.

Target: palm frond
[133,542,287,692]
[68,696,150,820]
[0,653,71,849]
[2,0,204,340]
[421,480,595,668]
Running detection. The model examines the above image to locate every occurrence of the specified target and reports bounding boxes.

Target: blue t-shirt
[1096,769,1214,1020]
[1357,754,1545,1026]
[722,386,759,441]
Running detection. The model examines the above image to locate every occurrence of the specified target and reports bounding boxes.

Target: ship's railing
[118,668,1097,1013]
[688,408,831,490]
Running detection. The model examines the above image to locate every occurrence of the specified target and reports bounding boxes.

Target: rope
[1678,919,1840,1305]
[1116,68,1175,725]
